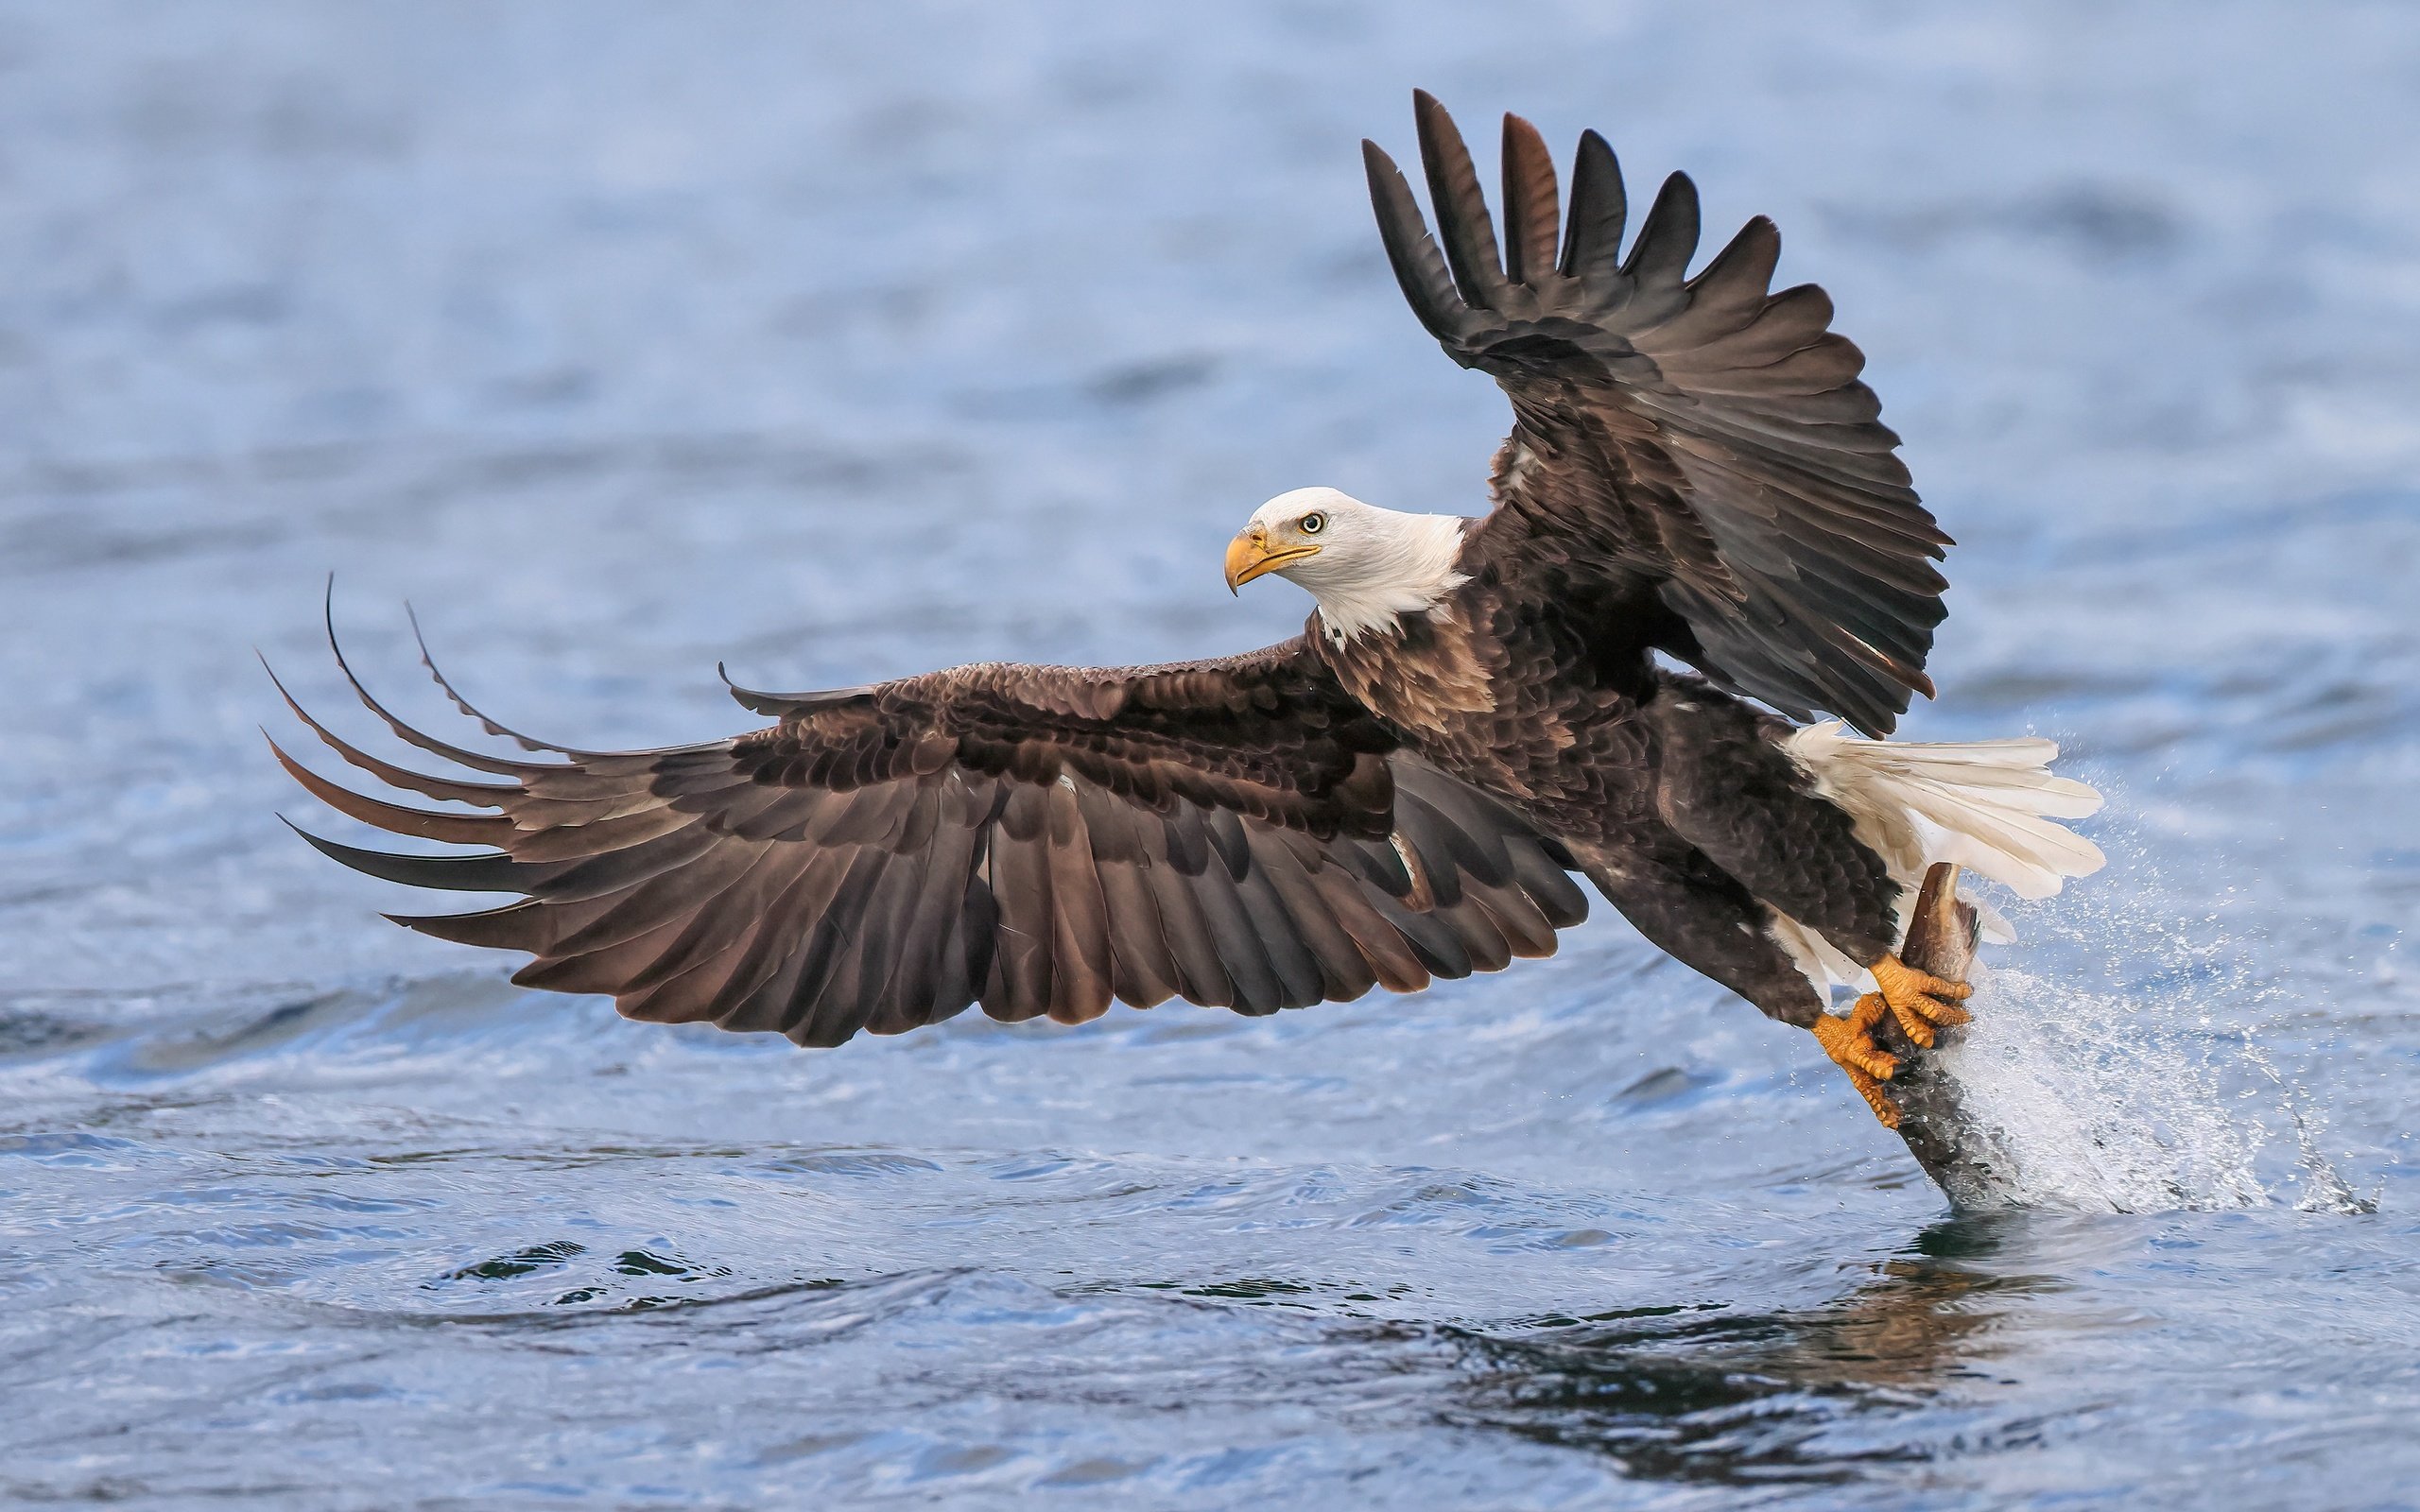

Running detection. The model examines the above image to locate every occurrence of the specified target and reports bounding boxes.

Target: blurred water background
[3,3,2417,1507]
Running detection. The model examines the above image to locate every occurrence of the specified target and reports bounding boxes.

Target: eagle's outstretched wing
[1363,92,1949,737]
[269,620,1587,1046]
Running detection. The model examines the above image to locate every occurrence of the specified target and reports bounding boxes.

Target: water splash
[1916,819,2371,1215]
[2240,1041,2377,1215]
[1931,964,2270,1211]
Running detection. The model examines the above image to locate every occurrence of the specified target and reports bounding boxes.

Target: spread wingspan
[1363,92,1950,736]
[269,617,1589,1045]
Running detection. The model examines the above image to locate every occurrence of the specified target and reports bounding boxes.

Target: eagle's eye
[1299,512,1325,535]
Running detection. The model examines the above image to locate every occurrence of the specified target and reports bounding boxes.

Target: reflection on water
[1446,1218,2037,1486]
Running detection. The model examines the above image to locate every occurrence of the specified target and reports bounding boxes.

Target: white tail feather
[1771,721,2105,991]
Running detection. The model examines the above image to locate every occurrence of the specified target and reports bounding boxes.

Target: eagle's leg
[1577,846,1915,1124]
[1633,687,1939,1123]
[1863,954,1973,1050]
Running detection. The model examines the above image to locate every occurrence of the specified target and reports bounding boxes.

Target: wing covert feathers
[1367,93,1952,736]
[275,623,1589,1046]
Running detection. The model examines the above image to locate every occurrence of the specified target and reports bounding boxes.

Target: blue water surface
[3,4,2416,1508]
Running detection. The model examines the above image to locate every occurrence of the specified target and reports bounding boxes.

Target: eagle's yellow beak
[1224,524,1321,593]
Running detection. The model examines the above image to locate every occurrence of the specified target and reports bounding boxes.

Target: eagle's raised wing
[1364,93,1949,737]
[269,621,1587,1046]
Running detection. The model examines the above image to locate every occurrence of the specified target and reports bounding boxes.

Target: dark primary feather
[1363,92,1950,736]
[273,624,1589,1047]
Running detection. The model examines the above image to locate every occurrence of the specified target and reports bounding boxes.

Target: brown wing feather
[1365,92,1950,736]
[274,624,1589,1045]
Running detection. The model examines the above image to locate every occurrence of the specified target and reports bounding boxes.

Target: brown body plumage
[274,94,2104,1125]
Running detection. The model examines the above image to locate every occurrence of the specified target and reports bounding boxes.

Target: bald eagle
[272,94,2102,1127]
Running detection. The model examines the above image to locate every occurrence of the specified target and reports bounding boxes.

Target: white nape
[1246,487,1471,643]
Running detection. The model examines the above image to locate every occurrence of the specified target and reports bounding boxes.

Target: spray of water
[1917,811,2373,1215]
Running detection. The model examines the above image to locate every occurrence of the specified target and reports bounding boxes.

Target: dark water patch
[1087,353,1220,407]
[0,508,290,573]
[748,1149,946,1179]
[1125,1274,1423,1313]
[442,1239,588,1283]
[1613,1064,1725,1108]
[0,1129,160,1166]
[425,1239,767,1315]
[0,1009,112,1059]
[101,994,354,1078]
[1821,181,2186,266]
[1438,1242,2055,1487]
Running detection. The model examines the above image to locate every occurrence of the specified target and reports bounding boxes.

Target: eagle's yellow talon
[1812,1013,1897,1080]
[1870,953,1974,1041]
[1843,1066,1901,1129]
[1861,988,1936,1048]
[1811,1011,1901,1125]
[1912,998,1973,1029]
[1854,952,1978,1059]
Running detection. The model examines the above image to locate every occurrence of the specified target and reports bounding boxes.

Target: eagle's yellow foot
[1869,952,1973,1050]
[1811,996,1901,1128]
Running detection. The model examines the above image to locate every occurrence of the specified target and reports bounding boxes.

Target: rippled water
[6,4,2418,1507]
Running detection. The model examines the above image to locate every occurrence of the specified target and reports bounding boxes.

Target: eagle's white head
[1224,487,1472,643]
